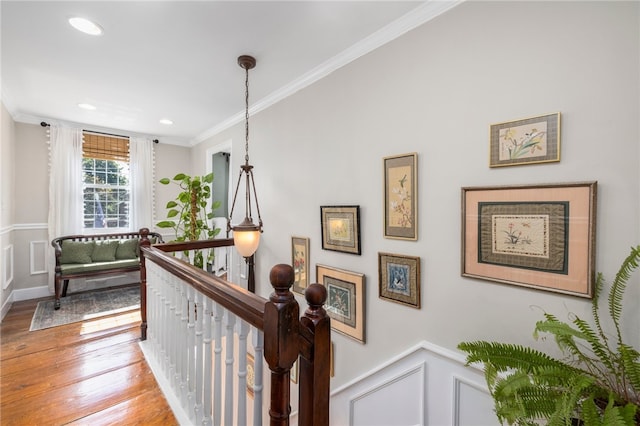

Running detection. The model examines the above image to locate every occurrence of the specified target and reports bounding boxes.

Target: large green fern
[458,245,640,425]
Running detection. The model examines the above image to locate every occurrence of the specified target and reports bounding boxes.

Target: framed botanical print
[320,206,361,255]
[291,236,310,294]
[489,112,561,167]
[316,264,365,343]
[384,153,418,240]
[461,182,597,297]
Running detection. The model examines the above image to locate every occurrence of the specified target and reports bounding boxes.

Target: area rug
[29,285,140,331]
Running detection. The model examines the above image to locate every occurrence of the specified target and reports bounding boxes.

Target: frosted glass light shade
[234,229,260,257]
[233,216,261,257]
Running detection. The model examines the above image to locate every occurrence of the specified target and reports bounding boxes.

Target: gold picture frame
[461,182,597,298]
[290,357,298,384]
[489,112,561,167]
[291,236,310,294]
[384,153,418,240]
[320,206,361,255]
[316,264,365,343]
[378,252,421,309]
[246,353,255,397]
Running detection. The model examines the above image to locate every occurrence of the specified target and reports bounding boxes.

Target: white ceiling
[1,1,458,145]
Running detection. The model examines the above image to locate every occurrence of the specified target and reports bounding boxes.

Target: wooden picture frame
[461,182,597,298]
[378,252,421,309]
[290,357,298,384]
[316,264,365,343]
[246,353,255,397]
[489,112,561,167]
[291,236,310,294]
[384,153,418,240]
[320,206,361,255]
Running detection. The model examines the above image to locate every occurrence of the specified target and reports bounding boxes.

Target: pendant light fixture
[227,55,263,258]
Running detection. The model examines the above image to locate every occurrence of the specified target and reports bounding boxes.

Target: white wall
[1,102,16,317]
[192,0,640,393]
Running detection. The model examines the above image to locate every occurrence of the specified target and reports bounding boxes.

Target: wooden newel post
[139,228,151,341]
[299,283,331,426]
[264,264,299,426]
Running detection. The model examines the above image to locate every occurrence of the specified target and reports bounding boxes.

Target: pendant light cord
[244,66,250,165]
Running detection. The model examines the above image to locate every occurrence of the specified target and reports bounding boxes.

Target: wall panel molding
[3,244,14,289]
[14,223,47,231]
[30,240,48,275]
[330,341,498,425]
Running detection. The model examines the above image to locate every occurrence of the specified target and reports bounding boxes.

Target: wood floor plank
[66,389,179,426]
[0,299,176,425]
[1,339,146,402]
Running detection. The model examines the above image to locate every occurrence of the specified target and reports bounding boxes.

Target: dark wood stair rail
[138,231,330,426]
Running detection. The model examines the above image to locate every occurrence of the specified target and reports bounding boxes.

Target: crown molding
[191,0,463,146]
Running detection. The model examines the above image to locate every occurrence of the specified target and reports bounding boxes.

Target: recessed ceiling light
[78,103,96,110]
[159,119,173,125]
[68,17,103,36]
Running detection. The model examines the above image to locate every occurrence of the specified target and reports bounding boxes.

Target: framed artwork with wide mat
[316,264,365,343]
[461,182,597,298]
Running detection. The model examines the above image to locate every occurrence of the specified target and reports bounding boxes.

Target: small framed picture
[489,112,561,167]
[291,236,310,294]
[246,353,255,397]
[290,357,299,384]
[462,181,597,297]
[330,341,335,378]
[320,206,361,255]
[378,252,421,309]
[383,153,418,240]
[316,264,365,343]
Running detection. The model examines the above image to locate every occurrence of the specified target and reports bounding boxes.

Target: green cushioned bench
[51,228,163,310]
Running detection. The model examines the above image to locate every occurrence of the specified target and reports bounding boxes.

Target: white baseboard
[13,286,51,301]
[1,292,15,322]
[1,286,51,322]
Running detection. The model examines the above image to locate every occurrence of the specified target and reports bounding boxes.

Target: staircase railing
[138,229,330,426]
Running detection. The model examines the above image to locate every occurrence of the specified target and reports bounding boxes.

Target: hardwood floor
[0,297,177,425]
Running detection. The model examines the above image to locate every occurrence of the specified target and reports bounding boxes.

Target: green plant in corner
[458,245,640,426]
[157,173,221,268]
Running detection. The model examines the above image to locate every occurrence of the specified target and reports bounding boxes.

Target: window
[82,133,130,230]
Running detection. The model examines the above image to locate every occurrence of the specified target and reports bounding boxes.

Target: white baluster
[161,272,171,377]
[202,296,213,426]
[237,319,249,425]
[224,311,236,426]
[194,290,204,424]
[165,275,182,389]
[213,302,224,426]
[187,285,196,420]
[252,329,264,426]
[178,279,188,406]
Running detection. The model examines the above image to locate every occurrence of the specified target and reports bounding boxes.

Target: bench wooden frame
[51,228,163,310]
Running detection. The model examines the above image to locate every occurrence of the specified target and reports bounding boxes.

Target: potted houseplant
[157,173,221,268]
[458,246,640,425]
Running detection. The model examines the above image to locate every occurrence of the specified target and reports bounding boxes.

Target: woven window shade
[83,133,130,162]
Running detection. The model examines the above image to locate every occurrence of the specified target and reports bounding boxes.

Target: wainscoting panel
[30,240,48,274]
[3,244,14,289]
[453,375,497,426]
[350,362,426,426]
[330,341,499,426]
